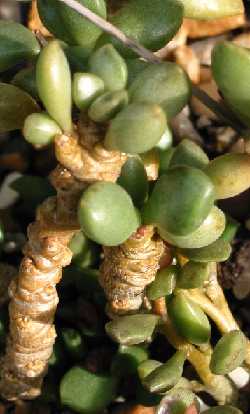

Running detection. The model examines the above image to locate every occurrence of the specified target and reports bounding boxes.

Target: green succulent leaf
[106,314,159,345]
[180,239,232,263]
[142,351,186,393]
[158,206,225,249]
[117,157,149,209]
[37,0,107,51]
[99,0,183,57]
[138,360,162,381]
[168,292,211,345]
[36,40,72,133]
[0,83,39,133]
[60,366,116,413]
[23,112,61,148]
[0,20,40,73]
[73,73,105,110]
[89,44,128,91]
[205,153,250,200]
[212,41,250,127]
[88,90,128,123]
[179,0,244,20]
[77,182,140,246]
[147,266,177,300]
[210,330,247,375]
[105,103,167,154]
[143,166,215,236]
[129,62,191,119]
[169,138,209,170]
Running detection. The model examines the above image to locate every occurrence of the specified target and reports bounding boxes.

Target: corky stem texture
[0,122,126,400]
[100,225,164,315]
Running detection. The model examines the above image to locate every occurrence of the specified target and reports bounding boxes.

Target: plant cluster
[0,0,250,413]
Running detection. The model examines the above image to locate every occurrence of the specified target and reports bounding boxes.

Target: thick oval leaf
[159,206,225,249]
[180,239,232,263]
[0,83,39,133]
[60,366,116,413]
[143,166,215,236]
[77,182,140,246]
[36,40,72,133]
[143,351,186,393]
[37,0,106,51]
[106,314,159,345]
[129,62,191,119]
[168,293,211,345]
[117,157,149,209]
[210,330,247,375]
[0,21,40,73]
[205,153,250,199]
[169,139,209,170]
[212,42,250,127]
[99,0,183,57]
[179,0,244,20]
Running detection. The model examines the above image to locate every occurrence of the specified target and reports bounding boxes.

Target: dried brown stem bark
[100,225,164,315]
[0,121,126,400]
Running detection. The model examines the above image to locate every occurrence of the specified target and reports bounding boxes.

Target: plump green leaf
[117,157,149,209]
[159,206,225,249]
[168,292,211,345]
[106,314,159,345]
[180,239,232,263]
[210,330,247,375]
[212,42,250,127]
[0,83,39,133]
[138,360,162,381]
[105,103,167,154]
[77,182,140,246]
[73,73,104,110]
[89,44,128,91]
[99,0,183,57]
[36,40,72,133]
[143,166,215,236]
[88,90,128,123]
[37,0,107,51]
[142,351,186,393]
[129,62,191,119]
[169,139,209,170]
[205,153,250,200]
[23,112,61,148]
[179,0,244,20]
[147,266,177,300]
[0,21,40,73]
[60,366,116,413]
